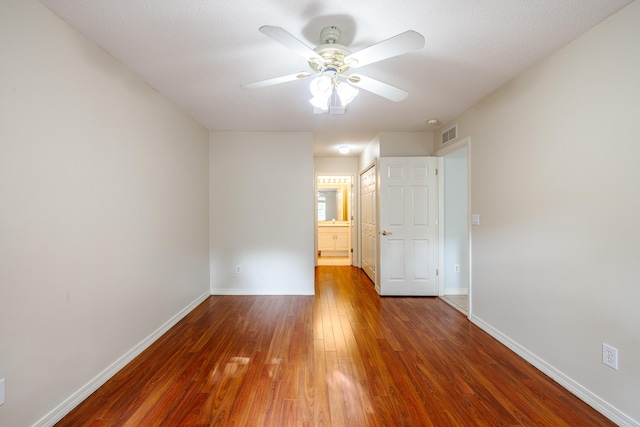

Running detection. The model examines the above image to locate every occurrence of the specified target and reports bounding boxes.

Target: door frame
[436,136,472,315]
[358,161,377,285]
[314,173,358,267]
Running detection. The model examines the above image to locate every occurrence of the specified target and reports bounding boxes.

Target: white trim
[33,291,210,427]
[469,314,640,427]
[435,136,469,157]
[358,159,377,177]
[437,155,445,296]
[466,139,473,317]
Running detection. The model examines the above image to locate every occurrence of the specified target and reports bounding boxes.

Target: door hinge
[350,248,353,253]
[436,269,439,276]
[435,168,439,176]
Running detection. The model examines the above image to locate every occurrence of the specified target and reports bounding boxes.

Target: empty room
[1,0,639,426]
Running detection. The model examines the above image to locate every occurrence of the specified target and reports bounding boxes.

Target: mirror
[318,184,350,222]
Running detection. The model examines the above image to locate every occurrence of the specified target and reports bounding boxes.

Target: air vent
[442,124,458,145]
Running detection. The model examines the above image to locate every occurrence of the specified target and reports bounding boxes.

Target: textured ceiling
[40,0,632,156]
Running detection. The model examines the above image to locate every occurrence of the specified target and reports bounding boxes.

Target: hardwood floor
[56,266,614,426]
[441,294,468,315]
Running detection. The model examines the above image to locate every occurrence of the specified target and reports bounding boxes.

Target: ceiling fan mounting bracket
[320,26,341,44]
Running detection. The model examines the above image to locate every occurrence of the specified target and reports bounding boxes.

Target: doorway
[439,143,470,314]
[317,175,353,266]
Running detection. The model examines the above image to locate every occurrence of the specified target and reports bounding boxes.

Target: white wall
[0,1,210,426]
[359,135,380,172]
[379,132,434,157]
[436,2,640,424]
[314,157,359,174]
[210,132,315,295]
[358,131,434,172]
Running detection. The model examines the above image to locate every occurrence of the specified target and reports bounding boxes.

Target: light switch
[472,214,480,225]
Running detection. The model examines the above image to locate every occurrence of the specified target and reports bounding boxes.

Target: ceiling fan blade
[259,25,323,63]
[345,74,408,102]
[241,72,314,90]
[345,30,425,68]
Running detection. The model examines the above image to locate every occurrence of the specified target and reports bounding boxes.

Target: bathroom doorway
[317,175,353,266]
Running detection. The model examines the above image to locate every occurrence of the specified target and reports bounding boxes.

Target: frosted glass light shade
[309,75,332,111]
[309,73,358,112]
[336,82,359,106]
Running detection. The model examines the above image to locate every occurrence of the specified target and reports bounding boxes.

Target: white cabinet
[334,229,349,251]
[318,226,350,255]
[318,232,335,251]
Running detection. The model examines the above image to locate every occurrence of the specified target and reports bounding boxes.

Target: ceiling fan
[241,25,425,114]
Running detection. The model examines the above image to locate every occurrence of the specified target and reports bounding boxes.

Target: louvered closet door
[360,165,377,286]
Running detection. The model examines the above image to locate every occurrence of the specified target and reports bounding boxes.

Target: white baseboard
[33,291,210,427]
[469,314,639,427]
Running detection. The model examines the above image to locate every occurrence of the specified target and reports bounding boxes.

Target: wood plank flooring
[56,266,614,426]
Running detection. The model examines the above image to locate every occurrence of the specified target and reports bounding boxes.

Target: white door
[360,165,377,284]
[379,157,438,295]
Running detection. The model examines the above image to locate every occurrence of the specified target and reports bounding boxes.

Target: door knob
[382,230,392,236]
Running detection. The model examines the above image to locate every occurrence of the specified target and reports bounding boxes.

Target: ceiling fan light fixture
[309,69,358,113]
[309,72,334,111]
[310,74,332,95]
[310,94,330,111]
[336,82,359,107]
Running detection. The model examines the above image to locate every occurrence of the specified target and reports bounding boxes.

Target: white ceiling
[40,0,631,156]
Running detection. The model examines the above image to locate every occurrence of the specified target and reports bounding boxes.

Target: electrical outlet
[0,378,5,405]
[454,264,460,273]
[235,265,241,274]
[602,344,619,370]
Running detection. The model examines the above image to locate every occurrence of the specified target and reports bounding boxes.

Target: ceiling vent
[442,124,458,145]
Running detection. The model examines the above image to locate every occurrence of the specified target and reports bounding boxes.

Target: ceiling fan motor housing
[309,26,353,73]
